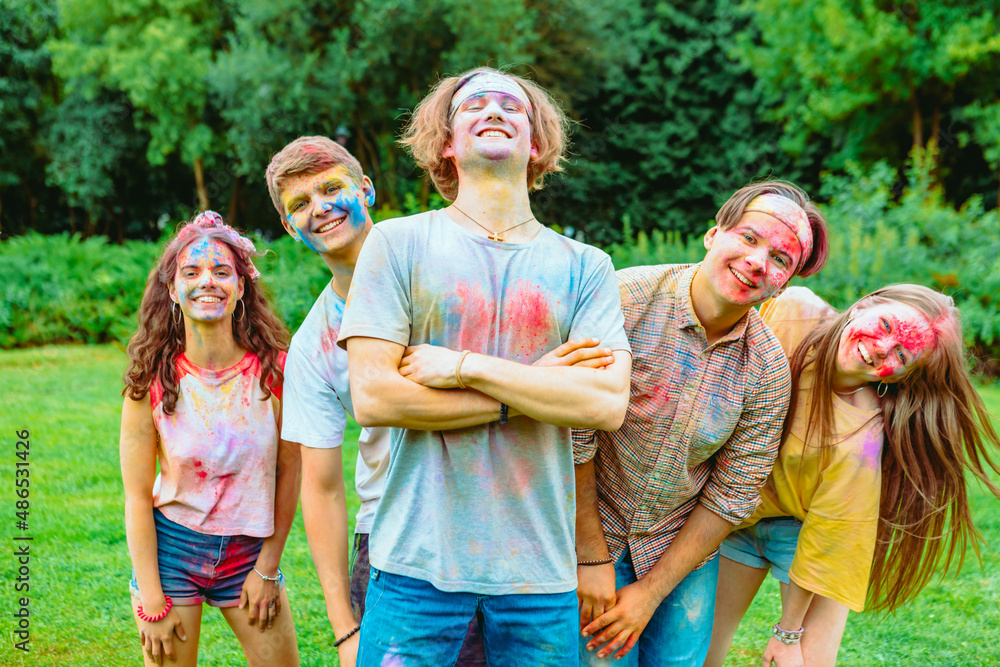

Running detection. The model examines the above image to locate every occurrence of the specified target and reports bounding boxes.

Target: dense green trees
[1,0,998,242]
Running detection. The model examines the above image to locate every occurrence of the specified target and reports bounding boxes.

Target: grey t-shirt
[338,210,630,595]
[281,282,390,533]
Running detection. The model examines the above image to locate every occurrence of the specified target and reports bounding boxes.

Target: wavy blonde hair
[784,284,1000,611]
[399,67,570,201]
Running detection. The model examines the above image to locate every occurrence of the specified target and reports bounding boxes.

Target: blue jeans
[357,567,578,667]
[580,548,719,667]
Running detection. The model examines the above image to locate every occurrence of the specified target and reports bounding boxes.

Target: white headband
[449,72,533,120]
[744,194,813,269]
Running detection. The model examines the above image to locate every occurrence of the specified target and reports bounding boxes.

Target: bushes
[3,155,999,365]
[0,233,329,349]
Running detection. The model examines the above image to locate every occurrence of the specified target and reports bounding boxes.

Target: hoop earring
[234,298,246,322]
[172,302,181,324]
[877,381,888,398]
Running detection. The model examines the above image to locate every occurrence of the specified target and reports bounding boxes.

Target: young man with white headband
[339,67,632,665]
[574,182,829,666]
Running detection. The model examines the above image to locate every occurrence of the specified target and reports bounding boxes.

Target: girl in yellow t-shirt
[705,285,1000,667]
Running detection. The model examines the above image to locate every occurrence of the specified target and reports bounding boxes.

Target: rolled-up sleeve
[572,427,598,464]
[699,354,791,524]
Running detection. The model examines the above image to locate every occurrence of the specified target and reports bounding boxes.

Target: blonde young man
[339,68,633,665]
[265,136,388,667]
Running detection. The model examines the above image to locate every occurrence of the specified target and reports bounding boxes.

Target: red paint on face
[838,302,935,381]
[702,212,802,307]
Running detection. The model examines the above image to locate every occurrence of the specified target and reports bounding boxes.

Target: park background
[1,0,999,664]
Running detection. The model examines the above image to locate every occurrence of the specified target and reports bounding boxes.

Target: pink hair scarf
[744,194,813,269]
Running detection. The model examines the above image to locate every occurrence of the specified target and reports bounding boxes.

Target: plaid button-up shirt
[573,263,791,578]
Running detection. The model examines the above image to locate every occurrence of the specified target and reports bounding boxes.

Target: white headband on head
[449,72,533,120]
[744,193,813,269]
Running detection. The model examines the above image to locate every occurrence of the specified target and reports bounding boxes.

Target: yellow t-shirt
[746,287,883,612]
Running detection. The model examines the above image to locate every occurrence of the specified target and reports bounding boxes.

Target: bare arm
[242,399,301,630]
[575,459,617,627]
[460,350,631,430]
[298,445,356,636]
[397,344,632,431]
[347,336,503,429]
[119,395,187,660]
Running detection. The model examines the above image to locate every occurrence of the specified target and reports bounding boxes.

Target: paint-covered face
[280,166,374,255]
[701,212,803,306]
[443,91,537,168]
[170,238,244,323]
[837,301,935,381]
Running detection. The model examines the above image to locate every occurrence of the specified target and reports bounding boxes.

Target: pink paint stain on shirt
[453,281,493,351]
[320,326,340,354]
[860,431,882,469]
[504,280,554,359]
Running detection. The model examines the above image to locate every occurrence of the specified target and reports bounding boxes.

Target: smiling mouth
[730,267,756,288]
[194,296,222,303]
[314,218,345,234]
[477,129,511,138]
[858,341,874,366]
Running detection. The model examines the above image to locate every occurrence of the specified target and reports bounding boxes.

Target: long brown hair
[122,213,289,415]
[784,284,1000,612]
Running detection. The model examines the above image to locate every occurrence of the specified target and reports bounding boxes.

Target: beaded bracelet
[771,623,804,645]
[577,557,614,566]
[137,595,173,623]
[333,624,361,648]
[254,566,282,583]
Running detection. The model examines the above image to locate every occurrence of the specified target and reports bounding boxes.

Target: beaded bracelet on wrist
[254,566,282,582]
[334,625,361,648]
[577,557,614,566]
[771,623,804,645]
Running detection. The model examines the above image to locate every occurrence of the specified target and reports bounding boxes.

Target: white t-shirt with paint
[281,282,390,534]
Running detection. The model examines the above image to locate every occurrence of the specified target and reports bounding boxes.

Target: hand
[577,562,617,629]
[761,635,805,667]
[582,580,661,660]
[240,568,281,632]
[535,338,615,369]
[399,344,465,388]
[336,631,360,667]
[139,609,187,665]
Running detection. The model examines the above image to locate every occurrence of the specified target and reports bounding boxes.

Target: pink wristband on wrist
[137,595,173,623]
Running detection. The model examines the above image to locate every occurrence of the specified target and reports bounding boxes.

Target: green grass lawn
[0,344,998,665]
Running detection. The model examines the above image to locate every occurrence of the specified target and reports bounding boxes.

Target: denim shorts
[129,508,282,608]
[720,517,803,584]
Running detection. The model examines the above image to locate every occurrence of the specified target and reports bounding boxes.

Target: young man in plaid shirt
[575,182,830,666]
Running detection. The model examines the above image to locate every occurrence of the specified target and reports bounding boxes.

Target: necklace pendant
[490,233,503,242]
